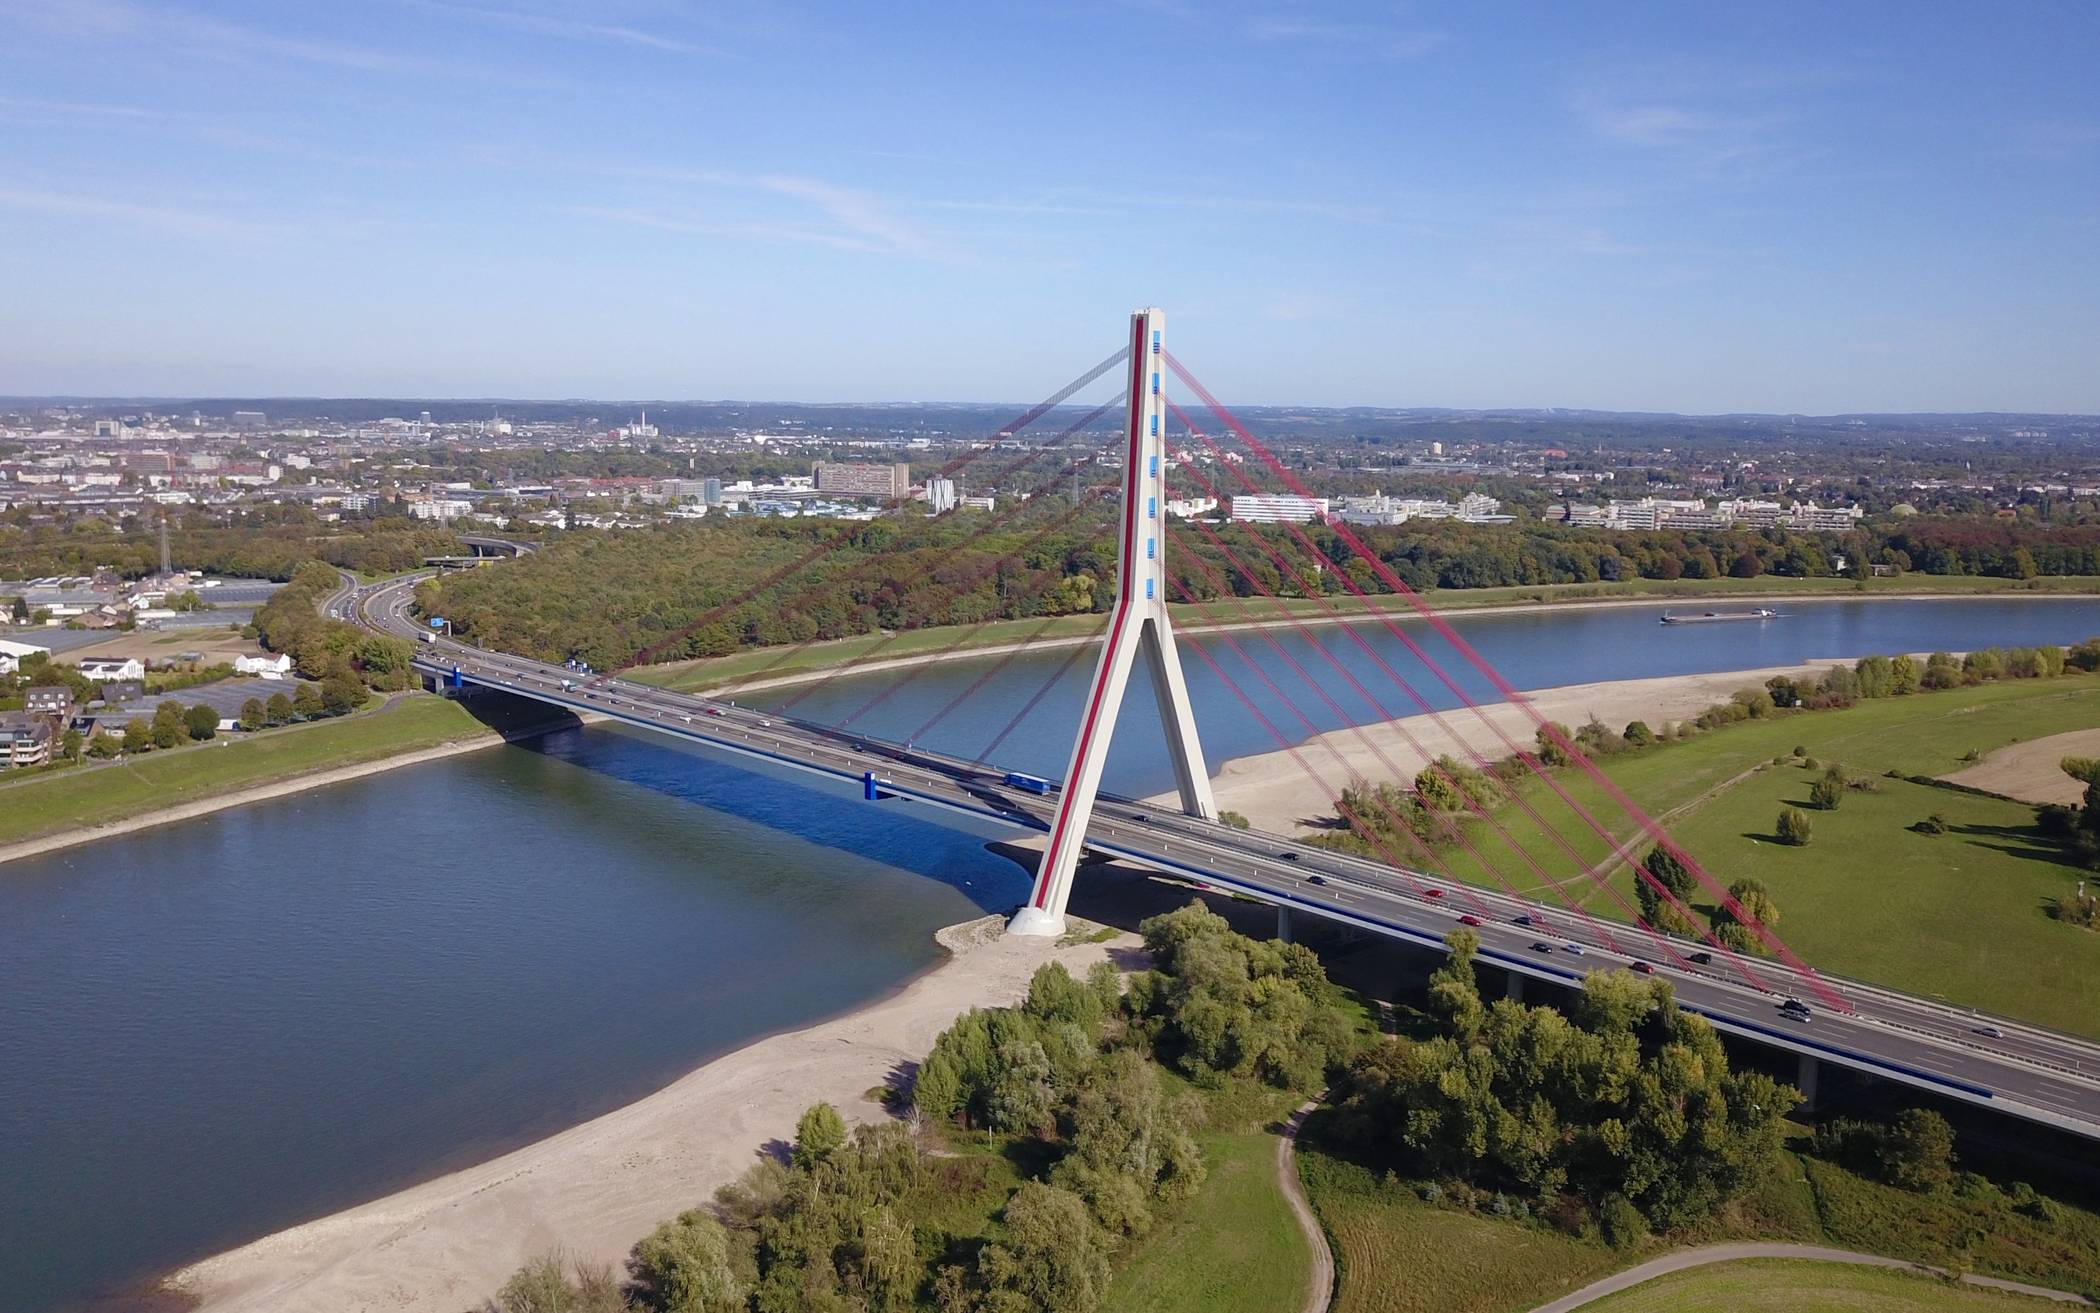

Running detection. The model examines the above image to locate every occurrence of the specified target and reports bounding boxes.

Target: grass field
[1299,1134,2100,1313]
[1424,676,2100,1035]
[627,575,2100,693]
[1103,1129,1312,1313]
[1576,1259,2040,1312]
[0,694,491,848]
[1295,1145,1625,1313]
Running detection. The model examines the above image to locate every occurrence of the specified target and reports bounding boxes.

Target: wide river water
[7,596,2100,1310]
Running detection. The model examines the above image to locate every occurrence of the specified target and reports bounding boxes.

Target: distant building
[815,461,910,499]
[410,497,474,522]
[1229,494,1329,524]
[959,495,997,512]
[0,712,51,768]
[924,476,958,514]
[24,687,72,720]
[97,679,146,703]
[77,657,146,682]
[234,653,295,679]
[703,477,723,505]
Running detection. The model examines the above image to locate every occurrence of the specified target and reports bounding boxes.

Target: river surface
[5,596,2099,1311]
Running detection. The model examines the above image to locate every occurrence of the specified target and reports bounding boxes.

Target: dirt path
[1277,1101,1334,1313]
[1941,727,2100,804]
[1525,1242,2097,1312]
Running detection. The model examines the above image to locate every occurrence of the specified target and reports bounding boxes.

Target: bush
[1809,767,1846,810]
[1912,813,1949,835]
[1599,1193,1647,1250]
[1777,808,1813,846]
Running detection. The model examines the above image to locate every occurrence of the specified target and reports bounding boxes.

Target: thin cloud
[16,0,549,85]
[1242,18,1446,61]
[0,186,275,238]
[407,2,728,57]
[557,204,893,255]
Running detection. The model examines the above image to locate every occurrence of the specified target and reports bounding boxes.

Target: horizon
[3,2,2097,411]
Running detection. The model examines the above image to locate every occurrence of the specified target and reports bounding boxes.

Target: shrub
[1912,813,1949,835]
[1599,1193,1646,1250]
[1809,767,1846,810]
[1777,808,1813,846]
[1791,744,1809,759]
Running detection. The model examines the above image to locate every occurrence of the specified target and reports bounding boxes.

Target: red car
[1423,888,1444,898]
[1458,914,1482,927]
[1631,961,1655,975]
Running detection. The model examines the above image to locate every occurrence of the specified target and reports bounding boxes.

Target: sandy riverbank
[1169,661,1845,835]
[169,915,1130,1313]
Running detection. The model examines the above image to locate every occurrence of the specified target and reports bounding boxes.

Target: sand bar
[1940,727,2100,805]
[1179,662,1847,834]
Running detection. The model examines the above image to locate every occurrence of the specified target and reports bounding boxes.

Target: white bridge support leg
[1011,308,1215,937]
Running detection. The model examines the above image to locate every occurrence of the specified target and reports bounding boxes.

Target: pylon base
[1006,906,1067,938]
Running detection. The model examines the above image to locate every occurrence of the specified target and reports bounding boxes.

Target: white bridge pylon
[1009,307,1215,936]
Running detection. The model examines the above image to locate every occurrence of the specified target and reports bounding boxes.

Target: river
[5,596,2098,1311]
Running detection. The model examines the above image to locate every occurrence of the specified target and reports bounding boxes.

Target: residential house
[234,653,294,679]
[0,712,51,768]
[97,679,147,703]
[78,657,146,682]
[24,687,73,721]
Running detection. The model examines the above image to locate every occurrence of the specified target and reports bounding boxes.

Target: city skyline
[3,1,2097,412]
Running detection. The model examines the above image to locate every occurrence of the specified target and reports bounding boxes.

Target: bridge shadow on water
[447,690,1033,917]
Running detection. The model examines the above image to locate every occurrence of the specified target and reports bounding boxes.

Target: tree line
[0,509,461,582]
[251,560,417,697]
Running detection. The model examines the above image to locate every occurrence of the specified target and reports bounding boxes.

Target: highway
[353,572,2100,1140]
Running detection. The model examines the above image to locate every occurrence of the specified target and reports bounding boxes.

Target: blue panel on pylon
[1152,330,1161,354]
[1147,537,1156,559]
[1151,372,1160,395]
[1149,415,1158,436]
[1147,496,1157,518]
[1145,579,1155,599]
[1149,454,1158,477]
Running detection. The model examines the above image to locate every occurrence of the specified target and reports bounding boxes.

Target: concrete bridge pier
[1276,905,1292,942]
[1796,1053,1820,1111]
[1506,971,1526,1002]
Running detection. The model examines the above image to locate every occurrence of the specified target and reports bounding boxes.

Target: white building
[77,657,146,682]
[1229,494,1329,524]
[924,476,959,514]
[0,638,50,675]
[959,494,997,512]
[410,498,474,522]
[235,653,295,679]
[1164,496,1218,519]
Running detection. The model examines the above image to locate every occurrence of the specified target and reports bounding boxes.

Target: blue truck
[1002,771,1053,795]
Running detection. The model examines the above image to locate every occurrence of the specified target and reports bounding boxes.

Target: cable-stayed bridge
[351,310,2100,1140]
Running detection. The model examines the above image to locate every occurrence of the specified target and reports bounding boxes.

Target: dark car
[1631,961,1655,975]
[1512,914,1533,927]
[1278,851,1300,862]
[1530,940,1554,953]
[1130,813,1148,823]
[1688,951,1713,965]
[1306,875,1328,886]
[1779,998,1813,1022]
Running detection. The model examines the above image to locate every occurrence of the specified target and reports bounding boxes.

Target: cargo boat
[1659,608,1778,624]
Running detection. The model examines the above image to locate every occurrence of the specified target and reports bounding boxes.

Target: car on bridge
[1458,914,1482,927]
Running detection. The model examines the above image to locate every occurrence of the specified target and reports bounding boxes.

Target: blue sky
[2,1,2096,412]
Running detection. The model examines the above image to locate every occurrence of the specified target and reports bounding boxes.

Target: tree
[86,729,119,759]
[239,698,266,732]
[151,700,187,749]
[1885,1108,1957,1193]
[265,691,293,726]
[912,1047,963,1124]
[492,1251,574,1313]
[8,595,27,624]
[1622,720,1655,747]
[320,667,366,715]
[293,681,325,719]
[184,702,219,741]
[630,1209,746,1313]
[59,727,83,761]
[1776,808,1813,847]
[792,1101,846,1168]
[978,1183,1111,1313]
[1809,766,1845,810]
[122,717,151,753]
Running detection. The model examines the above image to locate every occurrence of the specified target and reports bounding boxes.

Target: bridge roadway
[355,574,2100,1139]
